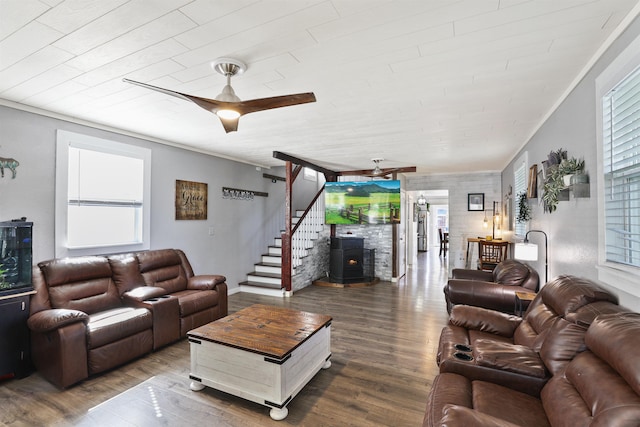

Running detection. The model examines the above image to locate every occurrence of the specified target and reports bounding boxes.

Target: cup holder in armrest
[454,344,472,353]
[159,295,170,299]
[146,298,159,302]
[453,352,474,361]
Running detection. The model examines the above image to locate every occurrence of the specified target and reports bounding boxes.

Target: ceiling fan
[337,158,417,178]
[123,58,316,133]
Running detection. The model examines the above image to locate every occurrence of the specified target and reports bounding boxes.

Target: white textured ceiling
[1,0,639,174]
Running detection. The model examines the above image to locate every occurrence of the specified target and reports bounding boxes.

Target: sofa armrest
[439,405,522,427]
[473,339,547,378]
[446,279,532,314]
[122,286,167,302]
[188,274,227,290]
[451,269,494,281]
[450,305,522,337]
[27,309,89,333]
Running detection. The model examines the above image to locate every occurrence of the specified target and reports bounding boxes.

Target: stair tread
[247,271,282,279]
[256,262,281,267]
[239,280,283,289]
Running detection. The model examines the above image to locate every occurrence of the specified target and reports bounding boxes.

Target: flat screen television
[325,180,401,224]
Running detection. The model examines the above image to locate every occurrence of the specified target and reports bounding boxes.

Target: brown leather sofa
[444,259,539,313]
[437,276,621,397]
[423,312,640,426]
[27,249,227,388]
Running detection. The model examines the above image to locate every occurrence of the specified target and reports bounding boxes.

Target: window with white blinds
[603,65,640,267]
[514,156,527,237]
[55,130,151,257]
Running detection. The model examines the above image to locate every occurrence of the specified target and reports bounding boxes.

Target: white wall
[0,105,285,292]
[501,15,640,311]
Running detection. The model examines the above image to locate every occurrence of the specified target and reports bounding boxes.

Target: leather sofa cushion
[472,381,550,427]
[539,317,588,376]
[493,259,530,286]
[541,275,618,318]
[439,405,535,427]
[513,300,559,349]
[40,256,122,315]
[108,253,146,295]
[39,256,112,286]
[87,307,153,349]
[423,373,472,427]
[585,312,640,395]
[172,289,219,317]
[542,350,640,425]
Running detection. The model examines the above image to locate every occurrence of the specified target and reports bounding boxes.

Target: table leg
[190,381,205,391]
[270,407,289,420]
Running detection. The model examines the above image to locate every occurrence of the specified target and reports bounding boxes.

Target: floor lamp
[514,229,548,284]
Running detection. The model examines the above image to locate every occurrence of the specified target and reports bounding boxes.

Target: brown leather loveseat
[437,276,621,396]
[424,312,640,426]
[444,259,539,313]
[27,248,227,388]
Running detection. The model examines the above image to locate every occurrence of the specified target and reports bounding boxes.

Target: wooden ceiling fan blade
[123,77,315,132]
[124,78,227,114]
[123,78,196,104]
[236,93,316,115]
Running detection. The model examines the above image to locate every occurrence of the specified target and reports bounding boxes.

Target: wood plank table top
[187,304,332,360]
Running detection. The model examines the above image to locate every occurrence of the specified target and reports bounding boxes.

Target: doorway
[407,190,449,269]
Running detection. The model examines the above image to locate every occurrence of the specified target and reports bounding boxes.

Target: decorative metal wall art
[175,180,208,220]
[222,187,268,201]
[0,157,19,179]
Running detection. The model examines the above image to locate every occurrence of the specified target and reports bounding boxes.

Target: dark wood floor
[0,250,449,426]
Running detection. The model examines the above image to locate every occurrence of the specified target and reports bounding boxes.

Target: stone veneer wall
[292,225,331,291]
[334,224,393,282]
[291,222,394,289]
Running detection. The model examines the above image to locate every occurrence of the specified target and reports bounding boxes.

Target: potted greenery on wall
[516,192,532,223]
[542,149,585,213]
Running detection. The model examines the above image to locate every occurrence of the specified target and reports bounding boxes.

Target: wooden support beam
[272,151,337,179]
[263,173,285,182]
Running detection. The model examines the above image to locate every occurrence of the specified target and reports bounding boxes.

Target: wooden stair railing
[274,152,337,293]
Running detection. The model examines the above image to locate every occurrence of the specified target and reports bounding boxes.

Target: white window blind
[603,65,640,267]
[55,130,151,257]
[514,158,527,236]
[67,147,144,248]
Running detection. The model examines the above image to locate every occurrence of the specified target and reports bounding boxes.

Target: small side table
[514,291,537,317]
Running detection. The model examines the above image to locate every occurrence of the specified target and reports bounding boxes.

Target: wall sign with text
[175,180,208,220]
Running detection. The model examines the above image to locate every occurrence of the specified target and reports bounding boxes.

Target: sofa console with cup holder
[437,275,622,396]
[27,249,227,388]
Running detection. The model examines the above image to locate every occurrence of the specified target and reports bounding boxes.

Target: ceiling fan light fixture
[216,109,241,120]
[371,158,384,176]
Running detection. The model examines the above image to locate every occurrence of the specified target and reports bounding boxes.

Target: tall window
[513,154,528,237]
[602,66,640,268]
[55,130,151,257]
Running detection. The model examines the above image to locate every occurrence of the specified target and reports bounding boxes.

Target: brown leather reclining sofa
[425,276,640,426]
[424,312,640,426]
[444,259,540,314]
[437,275,622,396]
[27,248,228,388]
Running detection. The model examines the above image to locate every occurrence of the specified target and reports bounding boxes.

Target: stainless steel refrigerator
[418,208,428,252]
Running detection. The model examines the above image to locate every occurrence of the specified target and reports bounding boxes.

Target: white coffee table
[187,304,332,420]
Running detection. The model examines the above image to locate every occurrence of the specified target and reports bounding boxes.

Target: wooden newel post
[282,161,293,293]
